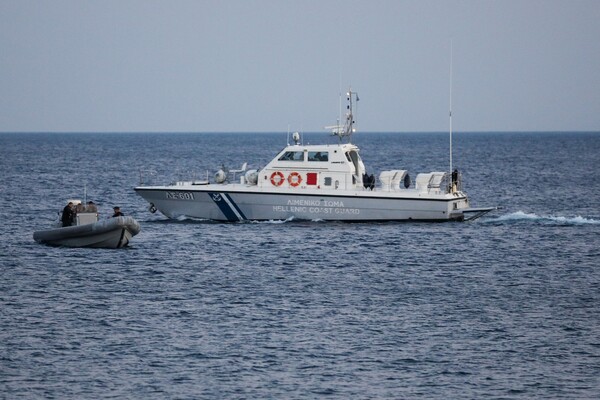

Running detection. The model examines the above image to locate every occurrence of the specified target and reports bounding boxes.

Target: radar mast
[326,88,359,143]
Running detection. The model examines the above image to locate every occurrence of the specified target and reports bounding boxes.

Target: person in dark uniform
[112,206,124,217]
[451,168,459,193]
[62,202,75,227]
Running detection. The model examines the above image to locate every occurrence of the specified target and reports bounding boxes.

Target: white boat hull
[33,216,141,248]
[135,185,470,222]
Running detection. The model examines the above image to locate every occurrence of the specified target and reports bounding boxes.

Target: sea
[1,131,599,399]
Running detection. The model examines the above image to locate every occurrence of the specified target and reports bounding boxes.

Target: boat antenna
[338,79,342,134]
[336,93,342,136]
[449,40,453,175]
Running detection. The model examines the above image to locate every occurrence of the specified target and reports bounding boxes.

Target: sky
[1,0,599,133]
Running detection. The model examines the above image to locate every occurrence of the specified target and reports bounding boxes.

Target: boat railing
[138,169,158,185]
[138,168,211,186]
[229,162,248,182]
[171,169,210,185]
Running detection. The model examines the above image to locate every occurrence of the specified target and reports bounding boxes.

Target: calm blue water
[1,132,599,399]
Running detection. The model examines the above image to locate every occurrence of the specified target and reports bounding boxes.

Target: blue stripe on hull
[223,193,247,220]
[207,192,247,221]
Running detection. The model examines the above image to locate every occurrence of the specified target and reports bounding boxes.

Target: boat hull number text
[166,191,195,200]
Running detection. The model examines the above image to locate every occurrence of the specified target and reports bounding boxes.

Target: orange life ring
[288,172,302,187]
[270,171,285,186]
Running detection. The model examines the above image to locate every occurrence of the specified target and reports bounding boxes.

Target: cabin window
[324,177,332,186]
[278,151,305,161]
[307,151,328,162]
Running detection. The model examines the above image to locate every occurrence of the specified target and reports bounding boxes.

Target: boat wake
[484,211,600,226]
[250,217,296,225]
[150,215,325,225]
[250,216,327,224]
[146,215,215,224]
[175,215,206,222]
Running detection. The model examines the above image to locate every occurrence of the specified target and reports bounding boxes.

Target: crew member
[451,169,459,193]
[62,202,75,227]
[86,201,98,213]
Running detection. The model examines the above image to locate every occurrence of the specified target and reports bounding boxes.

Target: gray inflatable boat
[34,211,141,249]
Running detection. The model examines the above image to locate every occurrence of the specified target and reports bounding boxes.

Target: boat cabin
[258,143,366,190]
[253,142,455,195]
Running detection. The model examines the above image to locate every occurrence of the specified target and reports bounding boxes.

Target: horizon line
[1,130,599,135]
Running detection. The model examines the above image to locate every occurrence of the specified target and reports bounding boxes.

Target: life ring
[288,172,302,187]
[270,171,285,186]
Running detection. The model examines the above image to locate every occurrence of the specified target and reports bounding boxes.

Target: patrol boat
[135,90,495,222]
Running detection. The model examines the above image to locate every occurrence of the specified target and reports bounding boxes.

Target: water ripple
[1,132,600,399]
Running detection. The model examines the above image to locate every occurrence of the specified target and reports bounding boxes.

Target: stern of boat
[449,194,499,221]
